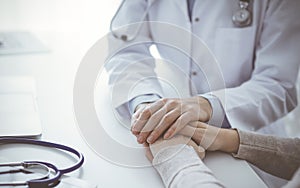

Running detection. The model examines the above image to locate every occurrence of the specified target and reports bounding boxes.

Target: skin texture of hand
[179,122,240,154]
[131,96,212,144]
[144,135,206,162]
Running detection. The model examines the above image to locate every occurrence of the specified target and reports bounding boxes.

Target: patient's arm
[180,122,300,180]
[145,135,224,188]
[233,130,300,180]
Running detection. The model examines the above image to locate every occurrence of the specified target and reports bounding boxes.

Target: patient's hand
[145,135,205,162]
[179,121,239,153]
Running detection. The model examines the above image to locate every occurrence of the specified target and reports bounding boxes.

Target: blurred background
[0,0,120,144]
[0,0,119,55]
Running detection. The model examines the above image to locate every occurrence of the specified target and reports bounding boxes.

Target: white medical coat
[105,0,300,133]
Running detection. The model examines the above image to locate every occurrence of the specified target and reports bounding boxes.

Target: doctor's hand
[144,135,206,162]
[131,96,212,144]
[179,122,239,154]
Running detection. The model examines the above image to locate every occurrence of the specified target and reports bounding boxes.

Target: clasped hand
[131,96,212,144]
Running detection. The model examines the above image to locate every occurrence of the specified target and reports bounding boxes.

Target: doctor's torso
[144,0,266,92]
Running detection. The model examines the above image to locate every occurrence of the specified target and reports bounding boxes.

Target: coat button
[192,71,197,76]
[194,17,200,22]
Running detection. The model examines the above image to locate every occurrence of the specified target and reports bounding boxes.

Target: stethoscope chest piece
[232,0,252,27]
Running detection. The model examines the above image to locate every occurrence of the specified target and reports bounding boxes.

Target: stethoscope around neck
[0,138,84,188]
[110,0,253,42]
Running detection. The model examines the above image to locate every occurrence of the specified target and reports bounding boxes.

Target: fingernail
[164,132,171,139]
[137,136,144,143]
[131,128,138,134]
[147,136,153,143]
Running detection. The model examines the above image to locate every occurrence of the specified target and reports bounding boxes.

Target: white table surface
[0,1,267,187]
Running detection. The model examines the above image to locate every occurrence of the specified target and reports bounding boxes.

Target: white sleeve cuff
[200,93,230,128]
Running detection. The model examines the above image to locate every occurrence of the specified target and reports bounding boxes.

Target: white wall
[0,0,120,52]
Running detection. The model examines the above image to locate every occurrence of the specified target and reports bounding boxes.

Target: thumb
[188,140,206,159]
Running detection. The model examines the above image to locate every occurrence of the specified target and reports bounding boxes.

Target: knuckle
[141,109,151,118]
[168,100,178,107]
[151,131,159,139]
[161,98,168,104]
[143,125,154,132]
[135,118,147,125]
[169,126,177,133]
[184,105,193,112]
[151,111,161,119]
[140,130,149,136]
[174,107,182,115]
[163,114,174,124]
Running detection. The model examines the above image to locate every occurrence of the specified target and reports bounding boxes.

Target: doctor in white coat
[106,0,300,138]
[105,0,300,186]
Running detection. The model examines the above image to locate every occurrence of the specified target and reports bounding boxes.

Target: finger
[146,108,181,144]
[178,129,206,159]
[179,125,204,145]
[131,100,165,134]
[198,145,206,159]
[188,140,205,159]
[143,99,182,141]
[194,121,209,129]
[131,103,150,124]
[137,107,167,144]
[131,104,148,135]
[143,143,153,162]
[163,112,194,139]
[188,121,199,128]
[132,103,147,120]
[179,125,197,138]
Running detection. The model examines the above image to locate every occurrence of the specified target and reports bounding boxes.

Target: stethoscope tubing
[0,137,84,174]
[110,0,156,42]
[0,137,84,187]
[110,0,252,42]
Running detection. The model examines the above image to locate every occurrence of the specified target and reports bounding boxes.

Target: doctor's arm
[105,1,163,120]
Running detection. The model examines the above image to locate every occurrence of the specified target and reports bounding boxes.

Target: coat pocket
[214,26,257,87]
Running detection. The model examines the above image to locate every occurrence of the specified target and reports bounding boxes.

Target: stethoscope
[110,0,156,42]
[110,0,253,42]
[0,138,84,188]
[232,0,252,27]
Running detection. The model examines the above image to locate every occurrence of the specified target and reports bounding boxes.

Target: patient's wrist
[219,129,239,154]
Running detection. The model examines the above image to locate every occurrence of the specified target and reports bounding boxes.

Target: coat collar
[149,0,188,14]
[175,0,189,21]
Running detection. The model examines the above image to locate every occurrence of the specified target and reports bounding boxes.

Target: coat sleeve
[233,130,300,180]
[105,0,163,119]
[212,0,300,131]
